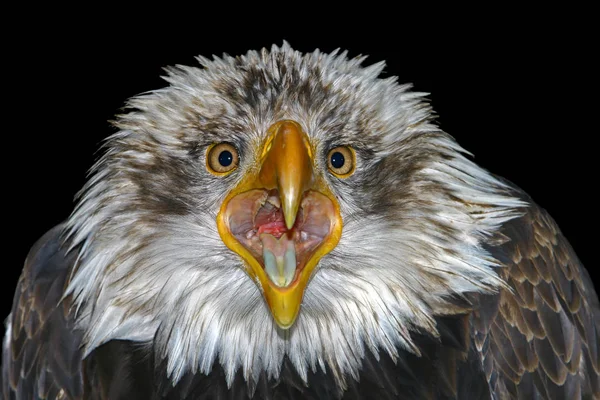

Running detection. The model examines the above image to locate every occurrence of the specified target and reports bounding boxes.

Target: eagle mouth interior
[226,189,334,288]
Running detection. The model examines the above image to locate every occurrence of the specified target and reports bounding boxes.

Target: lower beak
[216,120,342,328]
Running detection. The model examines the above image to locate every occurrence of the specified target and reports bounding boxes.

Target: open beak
[216,120,342,328]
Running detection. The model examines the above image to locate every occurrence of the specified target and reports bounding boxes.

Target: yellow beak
[216,120,342,328]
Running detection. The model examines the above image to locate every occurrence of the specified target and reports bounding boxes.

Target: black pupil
[218,150,233,167]
[330,151,345,169]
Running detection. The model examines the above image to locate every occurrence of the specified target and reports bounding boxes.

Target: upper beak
[216,120,342,328]
[258,121,314,229]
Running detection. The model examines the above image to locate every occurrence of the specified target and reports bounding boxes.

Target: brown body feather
[473,189,600,399]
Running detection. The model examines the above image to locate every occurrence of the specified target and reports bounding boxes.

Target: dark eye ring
[206,143,239,175]
[327,146,355,177]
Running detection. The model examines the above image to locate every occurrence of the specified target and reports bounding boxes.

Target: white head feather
[64,42,525,390]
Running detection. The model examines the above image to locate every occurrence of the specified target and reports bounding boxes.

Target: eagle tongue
[260,233,297,287]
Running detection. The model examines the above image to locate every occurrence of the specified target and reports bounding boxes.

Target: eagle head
[64,43,522,387]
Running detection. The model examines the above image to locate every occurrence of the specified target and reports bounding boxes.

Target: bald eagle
[2,43,599,399]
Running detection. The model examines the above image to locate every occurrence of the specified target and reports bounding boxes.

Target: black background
[3,16,596,325]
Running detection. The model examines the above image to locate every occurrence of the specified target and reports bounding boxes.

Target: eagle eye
[207,143,239,175]
[327,146,355,177]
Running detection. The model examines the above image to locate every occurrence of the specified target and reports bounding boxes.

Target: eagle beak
[217,120,342,329]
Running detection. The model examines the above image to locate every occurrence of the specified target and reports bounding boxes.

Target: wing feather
[476,194,600,399]
[2,225,85,400]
